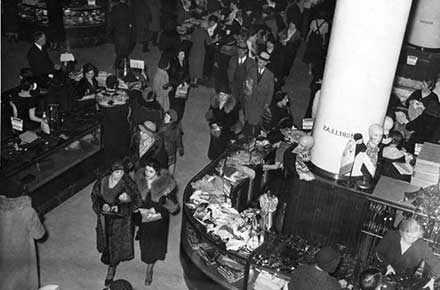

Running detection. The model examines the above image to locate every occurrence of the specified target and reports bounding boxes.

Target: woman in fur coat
[134,158,179,285]
[205,86,240,160]
[91,161,141,286]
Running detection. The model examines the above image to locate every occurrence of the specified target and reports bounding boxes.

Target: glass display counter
[18,1,106,47]
[0,114,102,214]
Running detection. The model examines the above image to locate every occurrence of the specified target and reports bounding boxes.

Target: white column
[310,0,413,176]
[407,0,440,49]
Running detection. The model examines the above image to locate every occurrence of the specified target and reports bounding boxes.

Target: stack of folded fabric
[253,270,288,290]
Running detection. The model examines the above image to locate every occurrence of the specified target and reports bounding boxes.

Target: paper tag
[406,55,418,66]
[129,59,144,69]
[60,52,75,62]
[88,0,96,6]
[11,117,23,131]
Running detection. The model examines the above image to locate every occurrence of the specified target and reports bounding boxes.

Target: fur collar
[210,94,236,114]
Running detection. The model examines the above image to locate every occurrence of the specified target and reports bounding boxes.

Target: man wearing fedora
[227,40,257,109]
[243,51,274,136]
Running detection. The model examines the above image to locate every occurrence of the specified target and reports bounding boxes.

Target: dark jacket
[267,43,286,82]
[244,68,274,125]
[108,3,136,56]
[91,174,141,266]
[27,44,54,77]
[75,77,98,98]
[288,264,341,290]
[206,94,240,160]
[129,131,169,170]
[261,103,292,132]
[376,230,440,278]
[227,55,257,106]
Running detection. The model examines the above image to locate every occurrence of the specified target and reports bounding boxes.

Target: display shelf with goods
[180,138,276,290]
[247,233,359,290]
[18,0,107,47]
[0,111,102,214]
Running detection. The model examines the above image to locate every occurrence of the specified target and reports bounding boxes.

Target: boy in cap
[288,246,352,290]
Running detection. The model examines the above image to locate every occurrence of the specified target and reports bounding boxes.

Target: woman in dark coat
[168,47,191,122]
[91,161,141,286]
[134,158,179,285]
[129,120,169,172]
[205,87,240,160]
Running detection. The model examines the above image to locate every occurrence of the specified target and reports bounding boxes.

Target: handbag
[175,83,189,99]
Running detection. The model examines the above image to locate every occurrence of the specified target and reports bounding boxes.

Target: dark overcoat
[91,174,141,266]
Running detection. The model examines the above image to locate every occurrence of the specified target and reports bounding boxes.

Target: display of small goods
[18,0,105,27]
[185,140,273,257]
[251,234,358,286]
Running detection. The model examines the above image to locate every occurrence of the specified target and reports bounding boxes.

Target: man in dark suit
[243,51,274,136]
[27,31,54,85]
[227,40,257,108]
[108,0,136,67]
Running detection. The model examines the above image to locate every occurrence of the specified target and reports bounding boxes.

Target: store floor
[1,37,312,290]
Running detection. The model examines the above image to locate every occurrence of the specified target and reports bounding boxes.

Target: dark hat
[142,87,155,101]
[236,40,248,50]
[215,83,231,94]
[166,109,178,123]
[139,120,157,134]
[353,133,363,141]
[316,247,341,273]
[258,51,271,62]
[273,91,288,103]
[111,160,125,172]
[151,174,177,201]
[106,75,118,89]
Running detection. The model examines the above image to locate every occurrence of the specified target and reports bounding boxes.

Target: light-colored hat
[138,120,157,134]
[258,51,271,62]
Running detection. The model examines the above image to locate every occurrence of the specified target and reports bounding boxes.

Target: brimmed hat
[216,83,231,94]
[166,109,178,123]
[316,247,341,273]
[258,51,271,62]
[138,120,157,134]
[236,40,248,50]
[151,174,177,201]
[142,87,155,101]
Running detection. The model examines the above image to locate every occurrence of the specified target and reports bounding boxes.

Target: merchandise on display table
[181,138,275,290]
[248,233,359,290]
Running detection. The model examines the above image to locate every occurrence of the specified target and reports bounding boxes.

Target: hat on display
[316,247,341,273]
[166,109,178,123]
[258,51,271,62]
[139,120,157,134]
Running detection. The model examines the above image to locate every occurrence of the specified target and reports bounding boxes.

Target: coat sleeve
[28,208,45,240]
[227,57,236,86]
[420,242,440,279]
[375,230,394,263]
[265,73,274,106]
[123,175,142,210]
[91,179,104,215]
